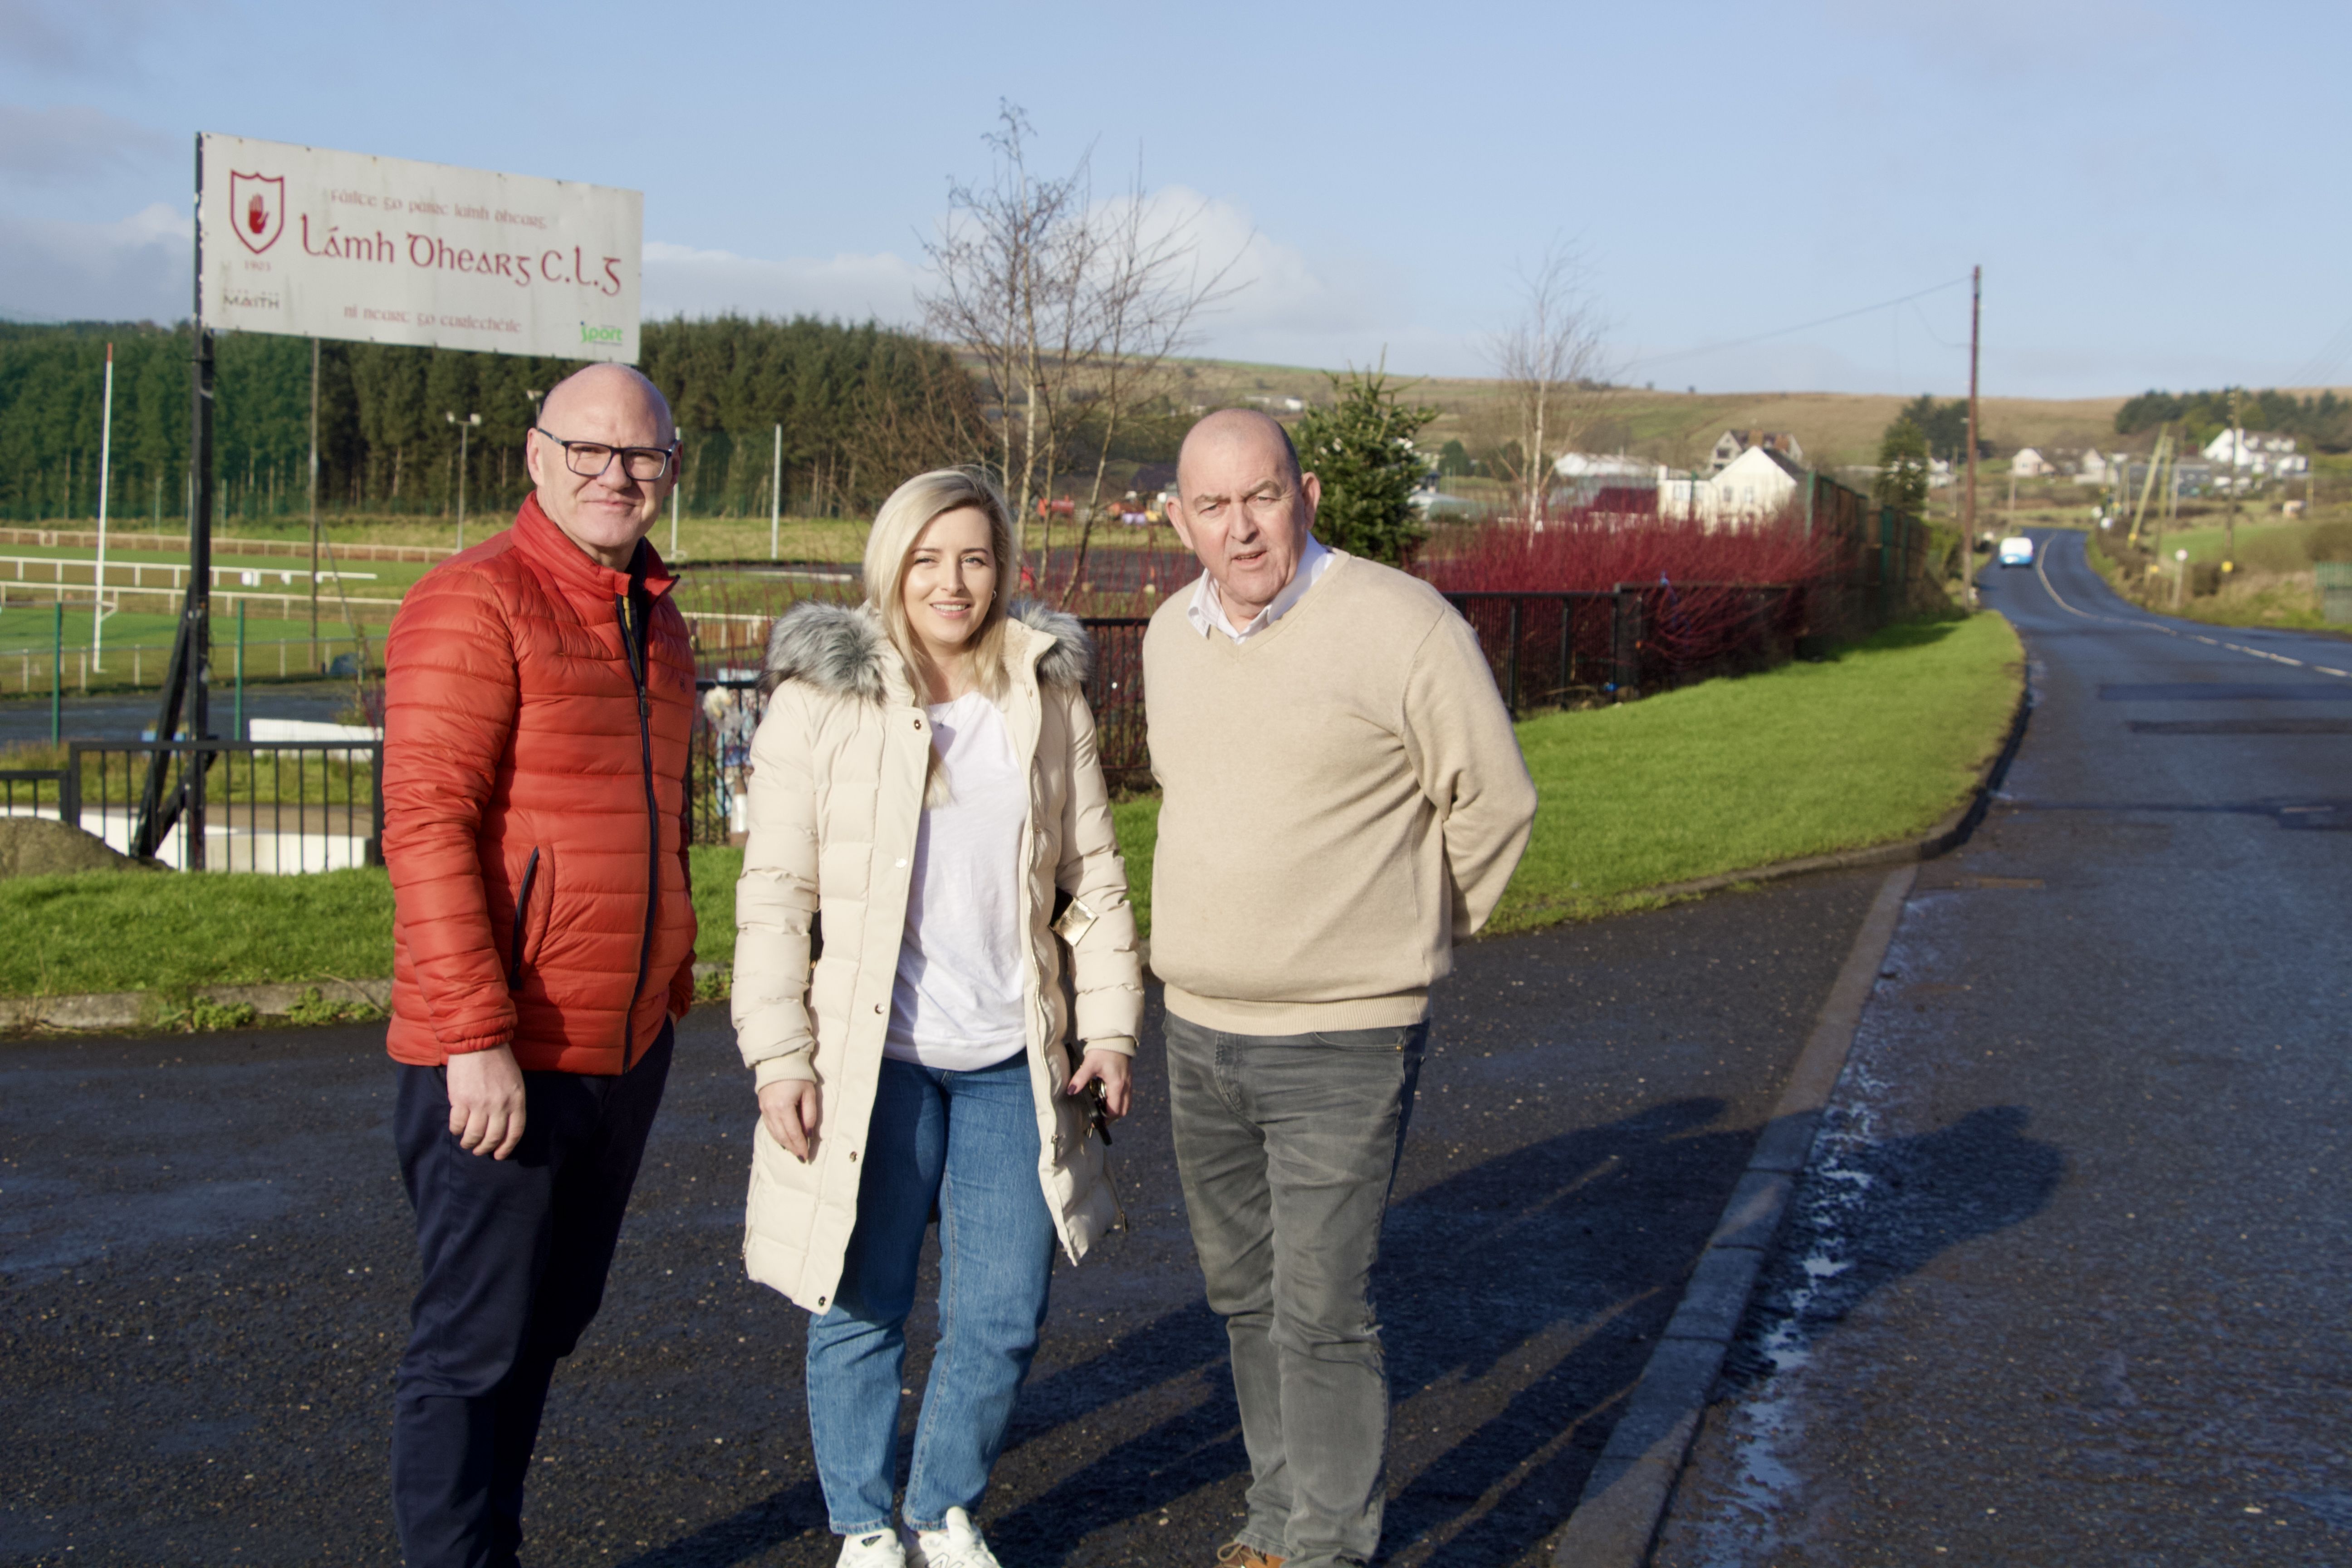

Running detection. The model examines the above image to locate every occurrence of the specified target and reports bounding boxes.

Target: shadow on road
[1722,1104,2066,1392]
[609,1097,1754,1567]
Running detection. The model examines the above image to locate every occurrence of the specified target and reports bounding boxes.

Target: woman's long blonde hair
[864,467,1017,706]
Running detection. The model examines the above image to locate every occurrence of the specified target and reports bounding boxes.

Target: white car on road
[1997,535,2035,568]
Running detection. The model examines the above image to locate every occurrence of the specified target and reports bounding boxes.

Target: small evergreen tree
[1291,368,1438,564]
[1875,416,1931,516]
[1437,437,1474,477]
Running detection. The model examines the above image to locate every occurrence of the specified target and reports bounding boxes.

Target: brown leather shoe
[1214,1544,1284,1568]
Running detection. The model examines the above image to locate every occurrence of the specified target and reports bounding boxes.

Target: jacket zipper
[506,845,541,989]
[617,593,659,1062]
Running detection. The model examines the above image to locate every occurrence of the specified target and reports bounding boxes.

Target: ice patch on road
[1663,925,1922,1566]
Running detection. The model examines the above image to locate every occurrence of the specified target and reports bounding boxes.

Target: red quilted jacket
[381,495,697,1073]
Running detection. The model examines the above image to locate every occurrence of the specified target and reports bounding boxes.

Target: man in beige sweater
[1145,409,1537,1568]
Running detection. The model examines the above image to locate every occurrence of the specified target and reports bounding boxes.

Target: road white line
[2029,538,2349,679]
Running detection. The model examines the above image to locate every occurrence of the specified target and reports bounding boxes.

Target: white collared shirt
[1186,534,1333,644]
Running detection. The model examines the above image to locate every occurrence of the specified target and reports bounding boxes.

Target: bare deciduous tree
[1489,243,1612,525]
[919,105,1243,594]
[919,104,1093,560]
[1058,165,1245,603]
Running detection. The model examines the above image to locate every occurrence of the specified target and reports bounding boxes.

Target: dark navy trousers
[390,1024,673,1568]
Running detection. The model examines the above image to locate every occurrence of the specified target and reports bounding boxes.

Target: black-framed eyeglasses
[533,426,678,483]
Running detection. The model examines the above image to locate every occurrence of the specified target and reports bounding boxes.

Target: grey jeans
[1164,1011,1428,1568]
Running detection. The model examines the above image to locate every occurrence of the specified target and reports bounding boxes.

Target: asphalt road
[1654,532,2352,1565]
[0,867,1898,1567]
[0,681,362,745]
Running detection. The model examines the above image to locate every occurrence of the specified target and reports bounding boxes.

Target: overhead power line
[1623,276,1972,372]
[2283,311,2352,390]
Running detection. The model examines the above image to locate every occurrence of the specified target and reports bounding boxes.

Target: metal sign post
[132,200,214,862]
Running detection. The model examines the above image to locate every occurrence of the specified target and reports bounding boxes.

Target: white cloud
[641,240,924,325]
[642,186,1475,372]
[0,200,187,321]
[0,103,172,180]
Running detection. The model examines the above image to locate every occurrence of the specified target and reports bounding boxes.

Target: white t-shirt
[885,691,1031,1071]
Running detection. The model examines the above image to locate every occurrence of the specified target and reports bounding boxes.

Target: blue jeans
[805,1052,1057,1535]
[1164,1013,1427,1568]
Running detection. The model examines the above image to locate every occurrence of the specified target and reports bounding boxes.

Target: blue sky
[3,0,2345,398]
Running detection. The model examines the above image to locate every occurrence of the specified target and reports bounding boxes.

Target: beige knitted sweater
[1142,551,1537,1033]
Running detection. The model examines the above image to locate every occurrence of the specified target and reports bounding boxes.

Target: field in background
[1171,359,2136,473]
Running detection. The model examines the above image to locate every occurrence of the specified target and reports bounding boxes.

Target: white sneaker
[837,1527,907,1566]
[902,1506,1003,1568]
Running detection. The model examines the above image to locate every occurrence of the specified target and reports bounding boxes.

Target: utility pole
[308,338,320,673]
[770,421,783,561]
[1965,264,1981,546]
[446,411,481,549]
[2225,388,2242,576]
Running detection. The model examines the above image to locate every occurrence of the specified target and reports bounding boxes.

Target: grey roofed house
[1709,429,1806,474]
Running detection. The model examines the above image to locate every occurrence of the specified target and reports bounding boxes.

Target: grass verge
[1486,612,2020,932]
[0,845,749,1001]
[0,866,394,998]
[1098,612,2021,943]
[2084,525,2344,634]
[0,617,2017,1001]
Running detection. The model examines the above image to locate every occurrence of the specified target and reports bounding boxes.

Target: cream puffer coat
[730,600,1143,1314]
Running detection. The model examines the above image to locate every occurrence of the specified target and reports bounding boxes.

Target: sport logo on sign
[228,172,284,255]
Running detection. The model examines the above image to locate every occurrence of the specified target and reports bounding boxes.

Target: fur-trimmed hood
[758,599,1093,701]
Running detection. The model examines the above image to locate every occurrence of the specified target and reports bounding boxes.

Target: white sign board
[197,132,642,363]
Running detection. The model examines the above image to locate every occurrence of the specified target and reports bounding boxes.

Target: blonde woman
[731,468,1142,1568]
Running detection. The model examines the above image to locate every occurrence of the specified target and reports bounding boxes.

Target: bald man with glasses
[380,363,700,1567]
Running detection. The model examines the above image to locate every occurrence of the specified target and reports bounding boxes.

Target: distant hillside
[1169,358,2133,472]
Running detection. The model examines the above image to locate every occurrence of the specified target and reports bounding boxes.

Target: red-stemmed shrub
[1415,505,1847,594]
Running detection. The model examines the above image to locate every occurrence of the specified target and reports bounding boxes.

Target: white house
[1665,445,1805,526]
[2075,450,2117,485]
[2011,447,2052,478]
[2202,429,2308,479]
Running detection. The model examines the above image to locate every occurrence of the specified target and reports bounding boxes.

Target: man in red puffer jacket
[380,363,697,1568]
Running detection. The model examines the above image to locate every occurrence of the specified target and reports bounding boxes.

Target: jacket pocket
[506,846,544,990]
[749,1115,826,1202]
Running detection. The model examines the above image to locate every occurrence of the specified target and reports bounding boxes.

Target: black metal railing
[1444,592,1623,711]
[0,767,77,823]
[25,740,385,872]
[680,586,1830,843]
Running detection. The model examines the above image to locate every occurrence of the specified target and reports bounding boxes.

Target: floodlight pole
[447,411,481,549]
[95,341,113,671]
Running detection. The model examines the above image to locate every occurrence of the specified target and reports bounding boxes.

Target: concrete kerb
[0,975,391,1034]
[0,965,728,1037]
[1550,862,1916,1568]
[1548,651,2034,1568]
